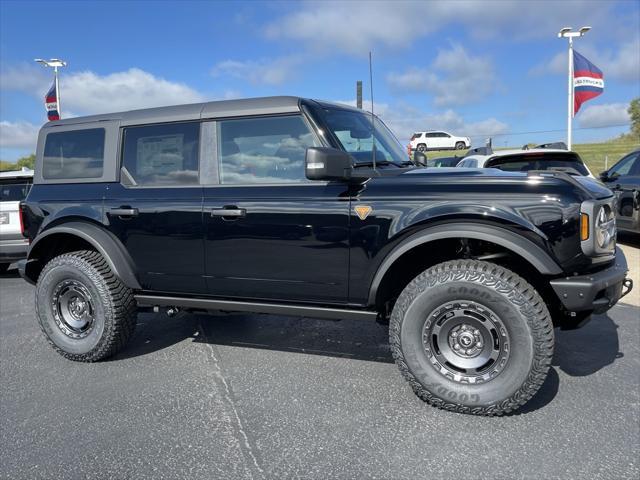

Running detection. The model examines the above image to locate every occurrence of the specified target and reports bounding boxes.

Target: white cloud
[387,44,497,106]
[211,55,303,85]
[266,1,619,54]
[1,66,206,115]
[577,103,631,128]
[0,121,39,149]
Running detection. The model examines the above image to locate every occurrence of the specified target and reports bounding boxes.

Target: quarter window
[121,122,200,186]
[43,128,105,179]
[218,115,319,184]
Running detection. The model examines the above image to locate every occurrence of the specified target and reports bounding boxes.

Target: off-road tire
[390,260,554,416]
[455,141,466,150]
[35,250,137,362]
[417,143,427,152]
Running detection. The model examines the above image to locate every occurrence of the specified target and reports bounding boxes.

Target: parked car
[426,156,463,168]
[456,147,594,177]
[409,131,470,152]
[599,149,640,234]
[0,167,33,273]
[18,96,631,416]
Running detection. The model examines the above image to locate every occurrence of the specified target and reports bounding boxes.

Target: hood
[573,175,613,200]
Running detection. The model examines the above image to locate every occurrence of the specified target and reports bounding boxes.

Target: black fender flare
[368,222,563,305]
[27,221,141,289]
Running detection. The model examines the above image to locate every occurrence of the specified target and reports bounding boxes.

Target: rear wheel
[455,141,466,150]
[35,250,137,362]
[390,260,554,415]
[0,263,9,274]
[417,143,427,152]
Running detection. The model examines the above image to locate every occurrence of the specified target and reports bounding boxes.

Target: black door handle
[110,207,139,217]
[210,208,245,218]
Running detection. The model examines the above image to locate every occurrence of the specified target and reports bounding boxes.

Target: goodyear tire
[390,260,554,415]
[35,250,137,362]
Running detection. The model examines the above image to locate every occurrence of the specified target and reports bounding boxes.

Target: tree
[15,154,36,169]
[629,97,640,137]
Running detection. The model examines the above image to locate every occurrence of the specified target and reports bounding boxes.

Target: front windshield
[315,106,408,166]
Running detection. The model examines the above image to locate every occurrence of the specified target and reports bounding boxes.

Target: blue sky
[1,0,639,160]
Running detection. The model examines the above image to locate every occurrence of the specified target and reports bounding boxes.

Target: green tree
[629,97,640,137]
[15,154,36,169]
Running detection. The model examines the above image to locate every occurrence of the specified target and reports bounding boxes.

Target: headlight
[594,204,616,250]
[580,200,616,257]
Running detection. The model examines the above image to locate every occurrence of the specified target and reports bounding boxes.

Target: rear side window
[121,122,200,186]
[0,180,32,201]
[43,128,105,179]
[486,153,589,176]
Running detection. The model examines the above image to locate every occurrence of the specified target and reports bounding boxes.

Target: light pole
[34,58,67,118]
[557,26,590,150]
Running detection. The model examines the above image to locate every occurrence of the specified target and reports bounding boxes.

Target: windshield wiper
[353,160,401,168]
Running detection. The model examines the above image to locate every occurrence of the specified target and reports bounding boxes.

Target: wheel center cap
[448,323,483,358]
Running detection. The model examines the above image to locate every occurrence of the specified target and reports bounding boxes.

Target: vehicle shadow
[552,313,622,376]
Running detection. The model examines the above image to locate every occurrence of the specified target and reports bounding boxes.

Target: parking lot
[1,238,638,480]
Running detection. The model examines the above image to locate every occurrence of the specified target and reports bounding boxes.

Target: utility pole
[34,58,67,118]
[557,27,590,150]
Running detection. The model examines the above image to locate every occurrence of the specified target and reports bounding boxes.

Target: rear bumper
[550,249,632,314]
[0,238,29,263]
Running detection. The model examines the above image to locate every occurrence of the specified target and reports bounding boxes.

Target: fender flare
[27,221,141,289]
[368,222,562,305]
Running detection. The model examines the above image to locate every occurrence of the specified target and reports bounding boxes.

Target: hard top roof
[41,96,363,128]
[466,148,578,159]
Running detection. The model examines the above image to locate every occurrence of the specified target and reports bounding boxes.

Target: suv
[410,131,470,152]
[18,97,632,416]
[457,146,594,177]
[0,167,33,272]
[599,149,640,234]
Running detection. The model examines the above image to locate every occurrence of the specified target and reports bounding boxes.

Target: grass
[419,139,640,174]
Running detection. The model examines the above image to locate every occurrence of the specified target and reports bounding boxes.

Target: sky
[0,0,639,161]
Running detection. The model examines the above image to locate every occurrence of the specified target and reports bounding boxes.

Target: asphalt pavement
[1,239,638,480]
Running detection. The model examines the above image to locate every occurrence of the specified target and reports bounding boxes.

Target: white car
[409,130,471,152]
[455,146,594,177]
[0,167,33,273]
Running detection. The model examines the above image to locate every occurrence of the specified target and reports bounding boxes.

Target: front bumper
[550,249,633,314]
[0,238,29,263]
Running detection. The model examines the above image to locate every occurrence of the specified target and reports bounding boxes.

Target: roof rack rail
[534,142,568,150]
[526,169,593,198]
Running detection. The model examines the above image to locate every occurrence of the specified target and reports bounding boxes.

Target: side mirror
[414,150,427,166]
[599,171,609,181]
[305,147,353,181]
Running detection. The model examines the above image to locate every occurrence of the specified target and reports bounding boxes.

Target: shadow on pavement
[553,313,622,376]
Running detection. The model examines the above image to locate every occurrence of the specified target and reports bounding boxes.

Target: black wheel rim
[422,301,510,384]
[51,279,96,339]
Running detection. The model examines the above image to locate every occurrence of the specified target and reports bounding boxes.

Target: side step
[134,295,378,322]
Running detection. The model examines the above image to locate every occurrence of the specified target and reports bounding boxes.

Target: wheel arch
[25,221,141,289]
[368,222,562,307]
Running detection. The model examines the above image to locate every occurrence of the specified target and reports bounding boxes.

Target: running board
[134,295,377,321]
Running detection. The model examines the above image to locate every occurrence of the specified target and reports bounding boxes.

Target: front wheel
[390,260,554,415]
[35,250,137,362]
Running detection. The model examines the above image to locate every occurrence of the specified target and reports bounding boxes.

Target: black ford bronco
[18,97,633,415]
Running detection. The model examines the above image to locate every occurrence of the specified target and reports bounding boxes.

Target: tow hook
[621,279,633,299]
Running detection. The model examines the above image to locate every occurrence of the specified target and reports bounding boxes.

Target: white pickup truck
[0,167,33,273]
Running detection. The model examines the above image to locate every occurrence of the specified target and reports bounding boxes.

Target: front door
[202,115,350,303]
[104,121,205,294]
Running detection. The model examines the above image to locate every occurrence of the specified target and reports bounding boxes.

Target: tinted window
[43,128,105,179]
[610,152,638,176]
[218,115,318,184]
[122,122,199,186]
[411,133,422,139]
[486,153,589,176]
[0,181,32,201]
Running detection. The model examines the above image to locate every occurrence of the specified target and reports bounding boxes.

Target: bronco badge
[354,205,372,220]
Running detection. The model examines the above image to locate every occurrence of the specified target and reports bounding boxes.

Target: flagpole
[567,36,573,150]
[34,58,67,120]
[54,65,61,119]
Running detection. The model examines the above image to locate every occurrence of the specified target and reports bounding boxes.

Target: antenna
[369,51,377,171]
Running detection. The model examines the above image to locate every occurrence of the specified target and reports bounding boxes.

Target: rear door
[201,115,350,303]
[104,121,205,294]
